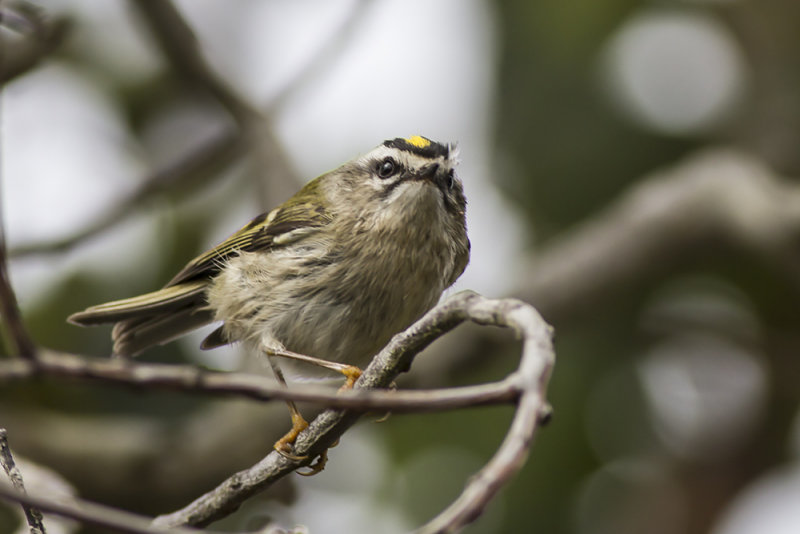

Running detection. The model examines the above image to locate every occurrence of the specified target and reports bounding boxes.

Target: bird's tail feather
[68,281,214,356]
[68,281,207,325]
[111,307,214,356]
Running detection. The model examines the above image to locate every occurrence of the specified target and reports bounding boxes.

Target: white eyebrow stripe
[359,145,458,172]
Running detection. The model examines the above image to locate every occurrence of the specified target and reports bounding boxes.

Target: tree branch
[0,292,553,532]
[151,292,554,531]
[0,348,520,412]
[0,429,46,534]
[415,298,553,534]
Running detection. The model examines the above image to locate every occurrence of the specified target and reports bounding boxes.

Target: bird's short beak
[416,163,440,182]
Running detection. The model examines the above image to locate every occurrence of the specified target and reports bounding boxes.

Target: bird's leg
[264,347,363,475]
[267,356,309,461]
[268,347,362,390]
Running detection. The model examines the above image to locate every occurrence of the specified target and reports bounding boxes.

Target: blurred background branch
[0,1,70,85]
[7,0,375,259]
[130,0,258,124]
[9,128,244,258]
[0,234,36,358]
[523,148,800,323]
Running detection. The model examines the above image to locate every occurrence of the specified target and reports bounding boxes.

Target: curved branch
[152,292,555,531]
[415,299,553,533]
[0,292,552,533]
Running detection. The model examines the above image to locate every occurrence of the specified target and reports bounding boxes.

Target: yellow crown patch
[406,135,431,149]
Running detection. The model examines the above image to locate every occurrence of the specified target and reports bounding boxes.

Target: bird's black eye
[377,158,397,179]
[446,169,455,189]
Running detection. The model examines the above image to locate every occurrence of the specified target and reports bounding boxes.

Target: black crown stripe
[383,137,450,159]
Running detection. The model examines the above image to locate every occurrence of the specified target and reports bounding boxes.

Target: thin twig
[0,428,46,534]
[0,348,519,412]
[0,483,229,534]
[152,292,554,531]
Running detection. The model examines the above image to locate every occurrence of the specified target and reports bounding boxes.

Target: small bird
[69,135,470,463]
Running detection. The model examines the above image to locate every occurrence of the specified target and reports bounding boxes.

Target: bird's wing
[166,179,331,286]
[68,176,331,328]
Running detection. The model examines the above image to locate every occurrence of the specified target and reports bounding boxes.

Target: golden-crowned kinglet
[69,135,470,461]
